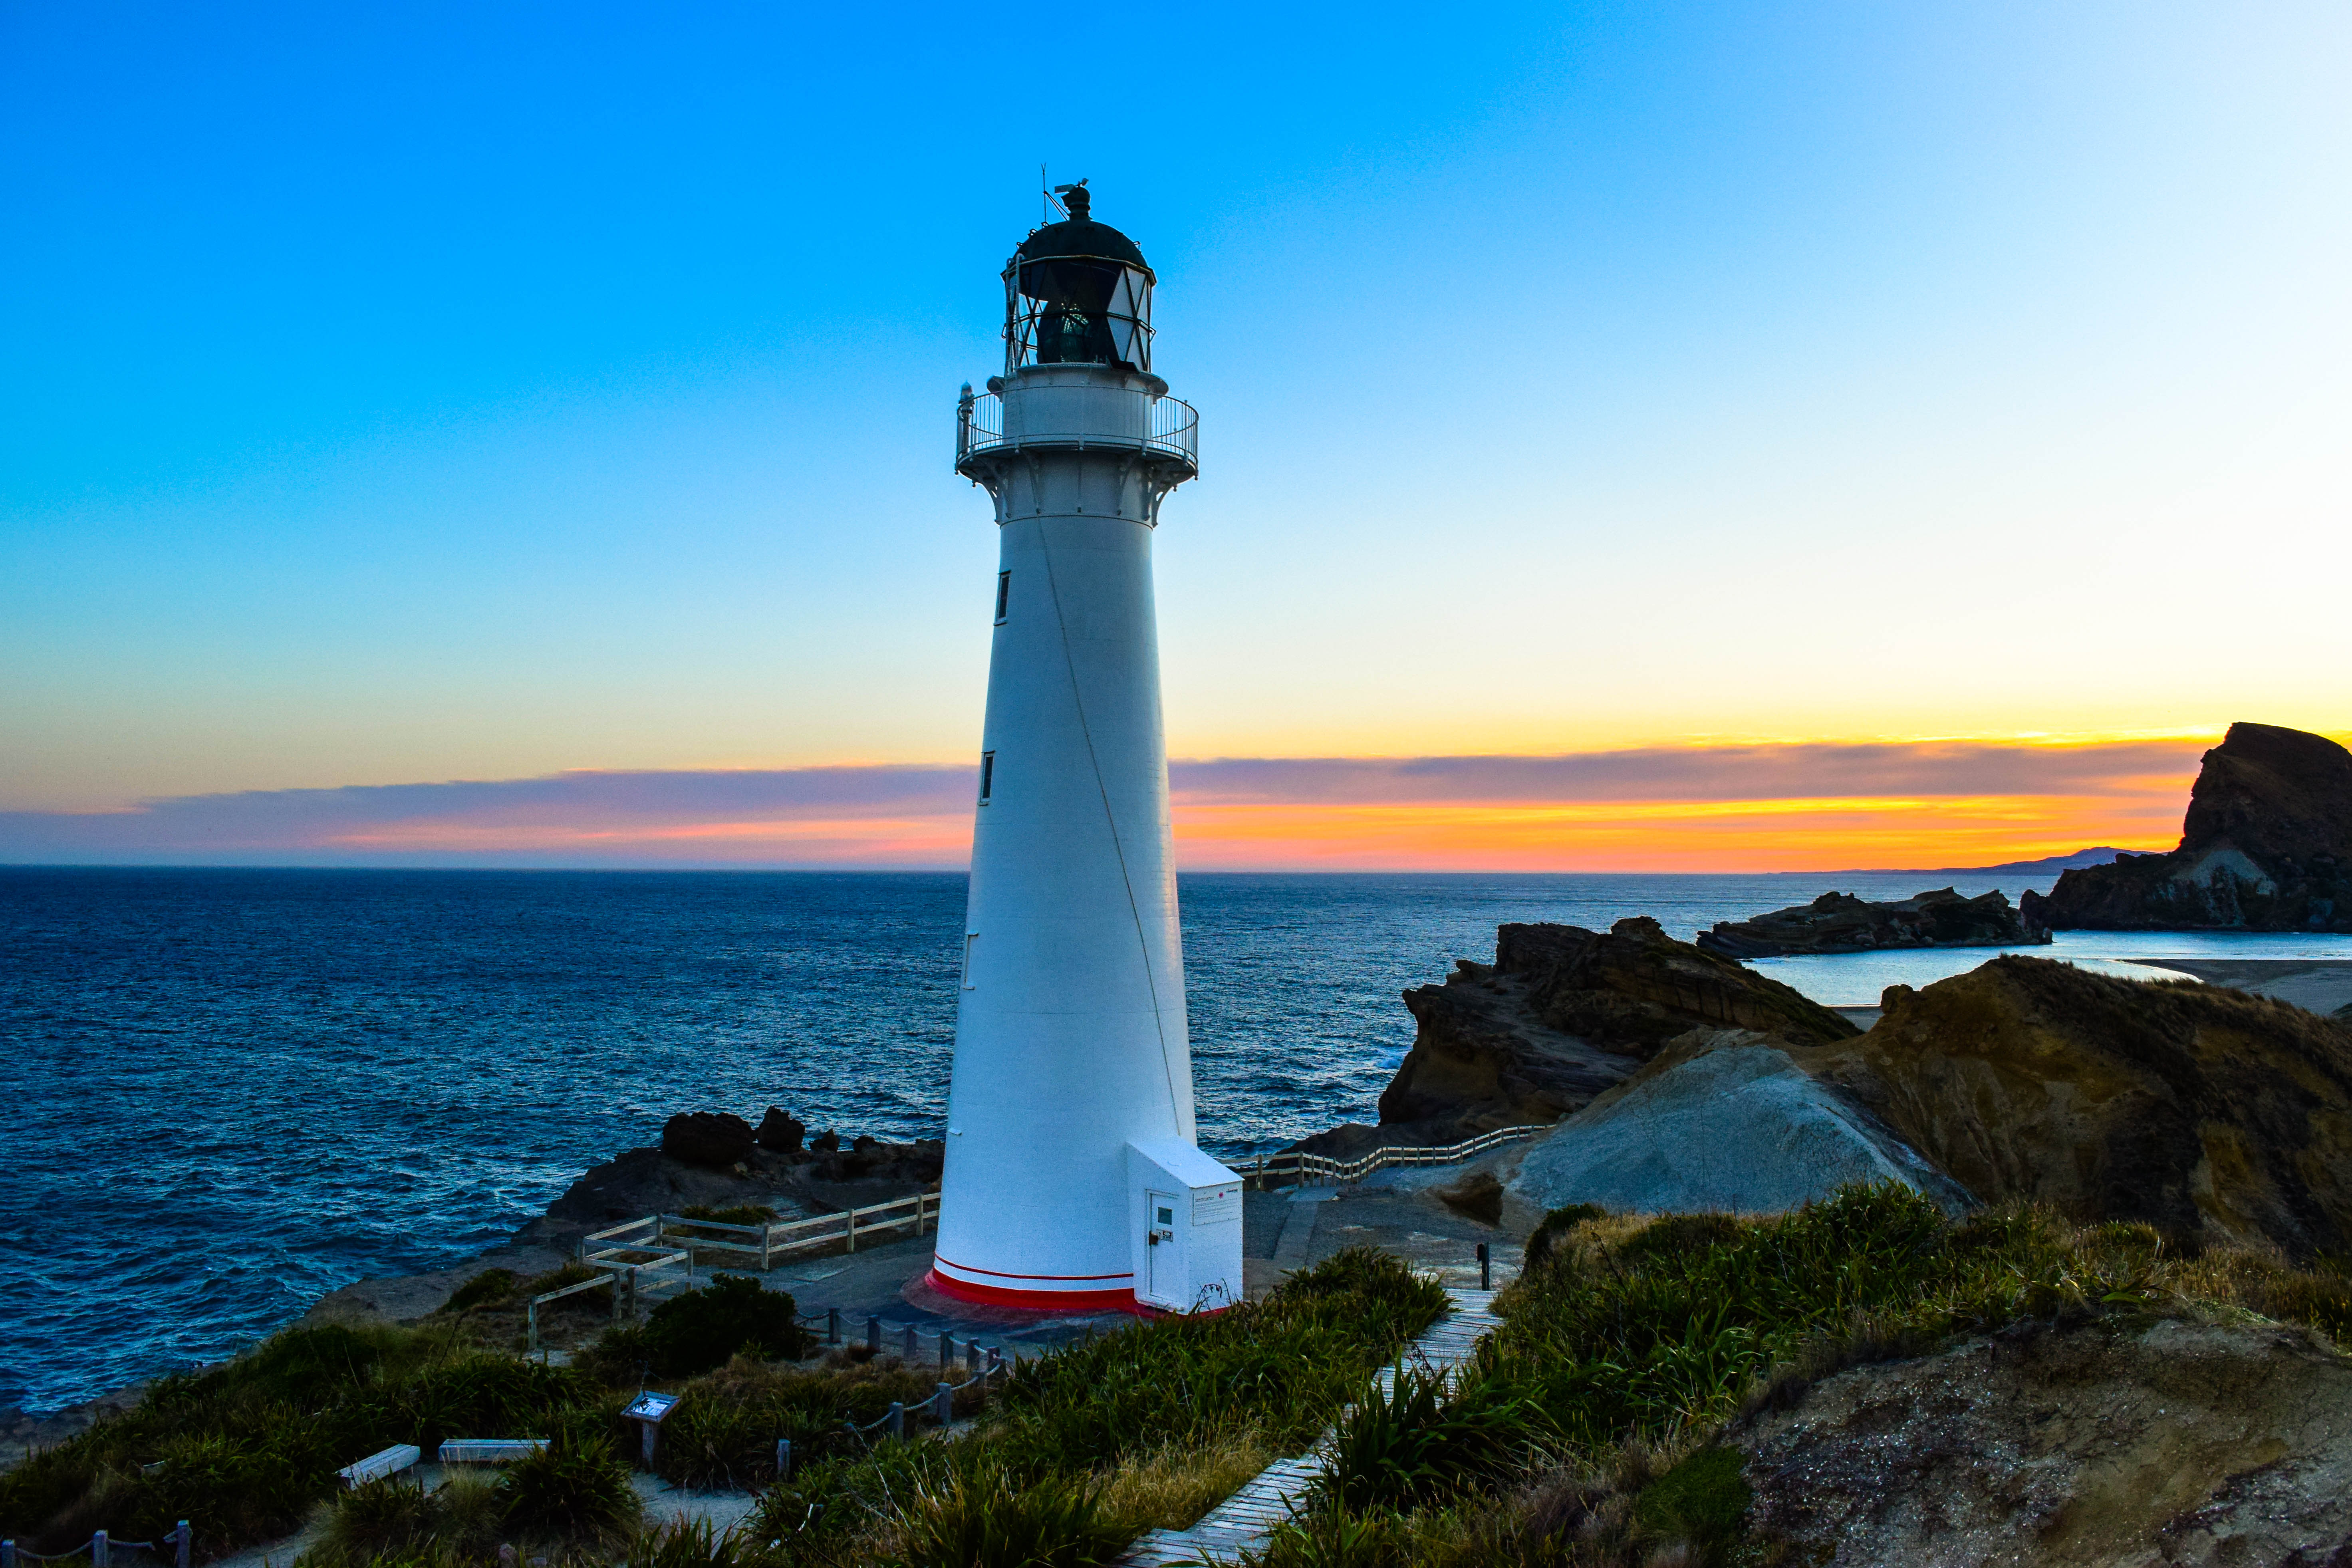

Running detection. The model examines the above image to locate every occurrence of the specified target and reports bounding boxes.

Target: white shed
[1126,1138,1244,1312]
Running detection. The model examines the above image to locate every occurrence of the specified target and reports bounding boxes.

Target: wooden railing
[1246,1124,1555,1189]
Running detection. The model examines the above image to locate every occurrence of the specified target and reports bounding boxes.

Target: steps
[1116,1286,1504,1566]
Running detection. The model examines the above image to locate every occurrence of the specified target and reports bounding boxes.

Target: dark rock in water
[756,1106,806,1153]
[661,1111,756,1169]
[809,1129,840,1154]
[1697,887,2047,959]
[2021,722,2352,931]
[1373,917,1860,1144]
[1798,954,2352,1259]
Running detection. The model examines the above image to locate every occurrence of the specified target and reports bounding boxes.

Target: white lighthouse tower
[926,187,1242,1314]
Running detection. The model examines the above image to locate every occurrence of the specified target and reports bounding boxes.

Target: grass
[746,1248,1449,1566]
[1235,1183,2352,1568]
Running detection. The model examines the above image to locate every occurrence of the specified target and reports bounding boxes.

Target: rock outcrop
[1505,1029,1972,1221]
[661,1110,757,1169]
[1373,917,1860,1143]
[1697,887,2047,959]
[1737,1317,2352,1566]
[1798,955,2352,1258]
[2022,722,2352,931]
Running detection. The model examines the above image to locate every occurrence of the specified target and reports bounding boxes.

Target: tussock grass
[749,1248,1449,1566]
[1244,1183,2352,1568]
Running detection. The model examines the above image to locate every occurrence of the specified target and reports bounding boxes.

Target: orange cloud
[0,734,2246,870]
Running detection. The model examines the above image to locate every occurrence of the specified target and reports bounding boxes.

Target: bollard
[901,1324,916,1363]
[775,1439,791,1480]
[95,1532,111,1568]
[886,1401,904,1440]
[1477,1241,1491,1291]
[177,1522,191,1568]
[934,1381,953,1426]
[939,1330,955,1367]
[827,1307,841,1345]
[866,1314,881,1353]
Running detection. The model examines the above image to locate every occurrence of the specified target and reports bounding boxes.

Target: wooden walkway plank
[1112,1286,1503,1566]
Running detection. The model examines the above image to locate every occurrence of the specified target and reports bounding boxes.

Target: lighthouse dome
[1006,186,1155,371]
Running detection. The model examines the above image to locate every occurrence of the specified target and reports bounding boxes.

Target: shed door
[1145,1190,1178,1299]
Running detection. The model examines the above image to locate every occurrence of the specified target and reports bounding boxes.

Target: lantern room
[1004,184,1155,374]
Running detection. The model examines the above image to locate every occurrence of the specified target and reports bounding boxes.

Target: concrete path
[1116,1286,1505,1567]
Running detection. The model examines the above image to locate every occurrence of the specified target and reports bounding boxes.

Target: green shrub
[892,1465,1127,1568]
[444,1269,518,1312]
[316,1476,437,1559]
[1634,1446,1751,1546]
[1522,1204,1605,1268]
[499,1440,640,1541]
[623,1276,810,1378]
[1315,1367,1545,1512]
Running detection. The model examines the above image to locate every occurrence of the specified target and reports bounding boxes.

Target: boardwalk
[1118,1287,1503,1567]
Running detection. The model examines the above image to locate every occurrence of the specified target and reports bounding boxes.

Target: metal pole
[934,1382,953,1426]
[775,1439,790,1480]
[886,1402,903,1441]
[1477,1242,1491,1291]
[866,1314,880,1353]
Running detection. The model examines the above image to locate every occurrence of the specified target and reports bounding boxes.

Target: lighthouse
[926,187,1243,1314]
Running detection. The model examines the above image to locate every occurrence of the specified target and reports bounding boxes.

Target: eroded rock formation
[1505,1028,1972,1220]
[1738,1318,2352,1566]
[1798,955,2352,1258]
[2022,721,2352,931]
[1370,917,1859,1144]
[1697,887,2047,959]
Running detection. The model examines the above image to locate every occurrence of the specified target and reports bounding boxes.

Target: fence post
[934,1381,953,1427]
[527,1300,538,1355]
[6,1538,18,1568]
[901,1324,916,1362]
[847,1208,857,1253]
[939,1330,954,1367]
[94,1531,110,1568]
[965,1338,980,1373]
[866,1314,880,1353]
[886,1401,904,1441]
[775,1439,791,1481]
[177,1522,190,1568]
[827,1307,841,1345]
[760,1221,772,1272]
[1477,1242,1491,1291]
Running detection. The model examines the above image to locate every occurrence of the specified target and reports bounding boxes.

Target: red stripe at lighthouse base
[922,1266,1144,1312]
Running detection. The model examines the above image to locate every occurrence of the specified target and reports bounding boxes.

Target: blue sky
[4,2,2348,864]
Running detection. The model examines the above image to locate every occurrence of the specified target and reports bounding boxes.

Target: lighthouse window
[994,571,1010,623]
[979,751,995,803]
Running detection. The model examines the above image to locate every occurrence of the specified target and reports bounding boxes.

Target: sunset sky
[4,3,2348,869]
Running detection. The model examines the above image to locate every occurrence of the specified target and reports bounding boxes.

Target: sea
[8,865,2352,1415]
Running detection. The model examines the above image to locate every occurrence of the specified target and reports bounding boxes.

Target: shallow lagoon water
[6,864,2343,1412]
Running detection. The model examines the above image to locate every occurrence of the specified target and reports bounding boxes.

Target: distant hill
[1831,847,2133,878]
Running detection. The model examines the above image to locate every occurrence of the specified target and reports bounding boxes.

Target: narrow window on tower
[961,933,979,989]
[994,571,1010,624]
[978,751,994,804]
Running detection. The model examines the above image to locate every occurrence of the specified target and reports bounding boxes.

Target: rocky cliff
[1697,886,2047,959]
[2022,721,2352,931]
[1799,955,2352,1258]
[1369,917,1860,1145]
